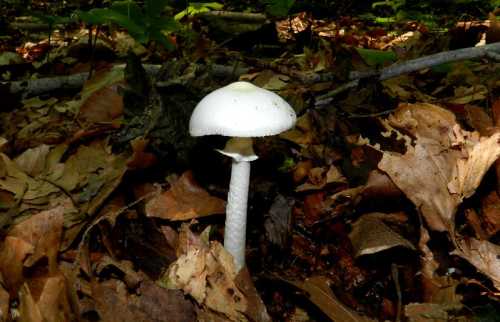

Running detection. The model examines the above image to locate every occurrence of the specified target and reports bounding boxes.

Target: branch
[198,11,267,22]
[1,64,249,97]
[315,42,500,105]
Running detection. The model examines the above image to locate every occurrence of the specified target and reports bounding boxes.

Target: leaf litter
[1,3,500,321]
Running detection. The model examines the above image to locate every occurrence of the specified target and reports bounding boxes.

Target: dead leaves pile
[374,103,500,289]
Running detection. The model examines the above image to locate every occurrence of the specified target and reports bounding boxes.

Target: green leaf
[89,7,148,43]
[149,29,175,50]
[148,16,180,32]
[77,9,111,25]
[174,2,224,20]
[110,0,145,25]
[355,48,396,67]
[262,0,295,17]
[145,0,170,18]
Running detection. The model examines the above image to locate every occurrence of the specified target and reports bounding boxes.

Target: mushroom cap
[189,81,296,137]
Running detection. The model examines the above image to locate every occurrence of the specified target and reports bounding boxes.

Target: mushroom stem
[224,159,250,271]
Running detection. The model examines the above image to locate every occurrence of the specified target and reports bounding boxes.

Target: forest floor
[1,2,500,321]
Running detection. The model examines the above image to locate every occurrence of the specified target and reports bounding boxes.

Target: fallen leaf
[481,190,500,237]
[303,192,325,226]
[349,213,415,257]
[126,137,157,169]
[448,132,500,200]
[9,206,64,273]
[285,276,377,322]
[28,274,76,322]
[452,237,500,290]
[78,82,123,123]
[0,282,8,322]
[162,228,270,322]
[418,225,462,304]
[448,85,488,104]
[280,112,315,146]
[92,279,195,322]
[293,160,313,183]
[14,145,51,177]
[377,103,500,232]
[18,283,43,322]
[464,104,493,135]
[296,165,346,192]
[404,303,463,322]
[264,194,294,249]
[145,171,225,221]
[0,236,33,294]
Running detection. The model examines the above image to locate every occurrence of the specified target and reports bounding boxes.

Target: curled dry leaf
[145,171,226,221]
[162,228,270,322]
[452,237,500,290]
[418,225,462,304]
[349,213,415,257]
[295,165,346,192]
[377,103,500,232]
[448,131,500,200]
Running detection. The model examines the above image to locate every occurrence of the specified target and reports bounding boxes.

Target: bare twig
[315,42,500,105]
[198,11,267,22]
[376,42,500,81]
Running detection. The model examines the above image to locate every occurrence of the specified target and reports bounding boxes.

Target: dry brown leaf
[448,132,500,199]
[78,82,123,123]
[303,192,325,226]
[9,206,64,273]
[163,228,270,322]
[92,279,195,322]
[448,85,488,104]
[285,276,377,322]
[481,191,500,237]
[377,103,500,232]
[0,237,33,294]
[18,283,43,322]
[349,213,415,257]
[418,225,463,304]
[404,303,463,322]
[0,281,8,322]
[464,208,488,239]
[464,105,493,135]
[31,274,75,322]
[362,169,403,200]
[145,171,225,221]
[280,113,315,146]
[126,137,157,170]
[293,160,313,183]
[14,145,51,177]
[452,237,500,290]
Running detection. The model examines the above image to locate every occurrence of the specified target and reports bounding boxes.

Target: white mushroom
[189,81,296,271]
